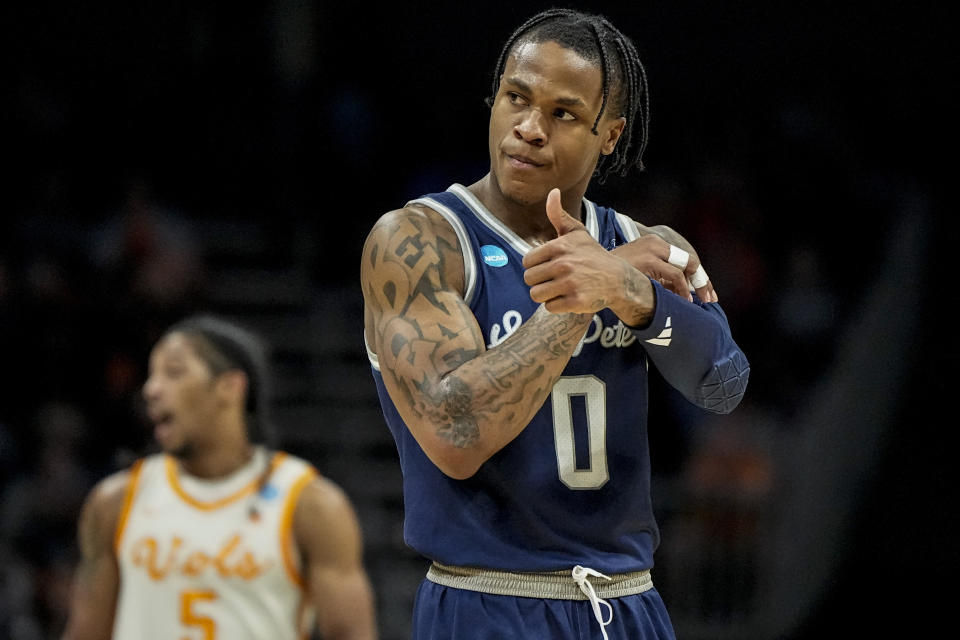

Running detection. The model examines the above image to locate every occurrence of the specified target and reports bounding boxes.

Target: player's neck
[177,439,256,480]
[469,175,585,243]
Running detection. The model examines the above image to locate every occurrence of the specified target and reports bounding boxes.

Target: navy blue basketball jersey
[368,183,670,574]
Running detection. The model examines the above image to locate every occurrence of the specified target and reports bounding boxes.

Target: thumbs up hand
[544,187,586,237]
[522,189,655,323]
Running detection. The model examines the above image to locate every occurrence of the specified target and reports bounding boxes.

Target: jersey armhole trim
[113,458,145,554]
[280,466,320,589]
[583,198,600,238]
[614,212,641,242]
[408,196,478,306]
[364,331,380,371]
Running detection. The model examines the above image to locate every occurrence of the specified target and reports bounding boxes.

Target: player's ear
[216,370,248,407]
[600,116,626,156]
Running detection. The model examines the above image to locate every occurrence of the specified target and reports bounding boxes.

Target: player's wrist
[609,266,656,328]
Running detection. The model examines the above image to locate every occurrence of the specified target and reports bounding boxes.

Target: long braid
[587,21,611,137]
[485,9,651,182]
[605,16,651,174]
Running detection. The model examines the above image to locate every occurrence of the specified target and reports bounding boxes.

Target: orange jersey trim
[297,590,316,640]
[165,452,287,511]
[114,458,146,554]
[280,467,319,589]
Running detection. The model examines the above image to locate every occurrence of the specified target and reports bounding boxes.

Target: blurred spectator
[0,544,44,640]
[90,176,207,319]
[0,401,98,639]
[1,402,95,549]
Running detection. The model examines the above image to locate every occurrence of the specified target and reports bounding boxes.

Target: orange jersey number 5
[181,590,217,640]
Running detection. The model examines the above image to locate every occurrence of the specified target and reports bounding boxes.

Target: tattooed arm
[61,471,128,640]
[362,203,593,479]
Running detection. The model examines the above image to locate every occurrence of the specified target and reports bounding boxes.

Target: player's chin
[166,441,193,460]
[498,174,551,207]
[154,423,183,452]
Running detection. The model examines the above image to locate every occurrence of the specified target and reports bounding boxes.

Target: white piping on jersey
[408,195,479,306]
[447,184,601,253]
[364,332,380,372]
[614,212,641,242]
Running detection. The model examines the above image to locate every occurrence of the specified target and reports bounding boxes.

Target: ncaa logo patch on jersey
[481,245,509,268]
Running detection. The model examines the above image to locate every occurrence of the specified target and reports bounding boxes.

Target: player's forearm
[61,585,116,640]
[633,281,750,413]
[396,306,591,478]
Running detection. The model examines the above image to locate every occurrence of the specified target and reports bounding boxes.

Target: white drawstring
[572,565,614,640]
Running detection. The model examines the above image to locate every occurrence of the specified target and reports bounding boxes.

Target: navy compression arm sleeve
[631,280,750,414]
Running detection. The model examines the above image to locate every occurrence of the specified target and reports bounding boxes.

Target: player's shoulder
[301,473,350,511]
[271,450,316,477]
[291,472,365,565]
[361,199,465,289]
[80,460,145,534]
[368,200,454,239]
[296,472,354,518]
[87,464,135,507]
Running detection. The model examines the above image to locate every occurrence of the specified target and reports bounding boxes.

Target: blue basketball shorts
[410,578,677,639]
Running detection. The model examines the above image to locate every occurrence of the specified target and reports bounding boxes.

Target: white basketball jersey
[112,447,317,640]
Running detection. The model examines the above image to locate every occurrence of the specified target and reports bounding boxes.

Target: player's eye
[164,365,187,379]
[507,92,528,106]
[554,108,576,121]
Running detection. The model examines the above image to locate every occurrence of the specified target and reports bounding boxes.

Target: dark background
[1,1,952,638]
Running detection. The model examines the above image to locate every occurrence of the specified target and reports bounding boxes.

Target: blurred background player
[61,314,377,640]
[361,7,749,639]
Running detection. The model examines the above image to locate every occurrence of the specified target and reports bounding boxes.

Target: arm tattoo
[434,376,480,447]
[425,311,585,448]
[367,209,589,450]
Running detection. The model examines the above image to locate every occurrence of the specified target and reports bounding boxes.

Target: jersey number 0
[551,375,609,489]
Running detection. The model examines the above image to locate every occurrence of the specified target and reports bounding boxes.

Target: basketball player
[361,8,749,639]
[62,315,377,640]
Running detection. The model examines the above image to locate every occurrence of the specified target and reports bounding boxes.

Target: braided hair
[165,314,276,447]
[485,8,651,182]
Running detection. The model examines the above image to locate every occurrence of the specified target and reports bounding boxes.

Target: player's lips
[154,421,173,439]
[505,152,545,168]
[147,406,174,427]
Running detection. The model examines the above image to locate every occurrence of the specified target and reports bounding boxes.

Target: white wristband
[667,245,690,269]
[689,265,709,289]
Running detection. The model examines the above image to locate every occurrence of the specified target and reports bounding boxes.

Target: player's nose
[514,109,548,145]
[142,374,161,402]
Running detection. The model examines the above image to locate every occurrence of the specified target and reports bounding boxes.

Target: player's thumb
[545,188,584,237]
